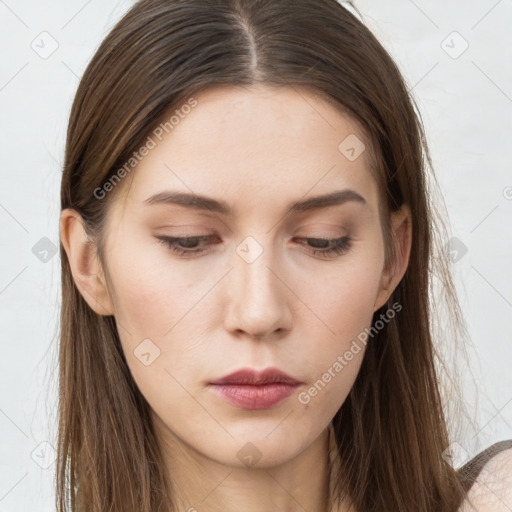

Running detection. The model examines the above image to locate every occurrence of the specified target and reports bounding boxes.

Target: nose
[223,240,293,340]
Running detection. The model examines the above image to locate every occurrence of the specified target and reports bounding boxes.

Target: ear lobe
[60,208,114,316]
[374,204,412,312]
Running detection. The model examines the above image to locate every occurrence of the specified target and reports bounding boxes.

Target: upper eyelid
[155,233,348,241]
[155,234,350,246]
[156,234,351,249]
[153,222,351,235]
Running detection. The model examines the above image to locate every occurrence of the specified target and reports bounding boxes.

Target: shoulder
[459,442,512,511]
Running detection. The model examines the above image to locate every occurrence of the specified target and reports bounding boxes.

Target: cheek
[104,234,212,336]
[104,253,212,420]
[104,240,227,395]
[294,256,383,391]
[297,255,383,343]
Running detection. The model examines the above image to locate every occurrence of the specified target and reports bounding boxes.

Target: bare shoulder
[459,447,512,511]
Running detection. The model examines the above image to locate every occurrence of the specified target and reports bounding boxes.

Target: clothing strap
[457,439,512,492]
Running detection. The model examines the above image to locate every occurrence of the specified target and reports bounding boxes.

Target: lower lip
[209,383,299,410]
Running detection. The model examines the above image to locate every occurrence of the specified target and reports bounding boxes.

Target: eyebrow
[143,189,366,215]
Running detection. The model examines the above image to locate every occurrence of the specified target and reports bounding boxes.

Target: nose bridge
[224,234,291,337]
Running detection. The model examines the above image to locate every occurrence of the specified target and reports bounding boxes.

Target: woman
[57,0,512,510]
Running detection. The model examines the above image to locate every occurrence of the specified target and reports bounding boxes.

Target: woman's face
[93,84,404,468]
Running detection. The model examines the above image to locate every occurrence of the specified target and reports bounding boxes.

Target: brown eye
[299,236,352,257]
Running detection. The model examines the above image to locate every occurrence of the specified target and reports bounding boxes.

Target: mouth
[208,367,302,410]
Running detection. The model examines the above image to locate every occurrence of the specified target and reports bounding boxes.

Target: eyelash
[155,235,352,258]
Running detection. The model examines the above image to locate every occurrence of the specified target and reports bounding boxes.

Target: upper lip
[209,367,302,386]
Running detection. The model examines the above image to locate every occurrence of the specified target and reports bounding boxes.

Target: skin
[60,84,412,512]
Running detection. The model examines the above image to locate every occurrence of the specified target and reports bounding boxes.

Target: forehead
[113,84,379,217]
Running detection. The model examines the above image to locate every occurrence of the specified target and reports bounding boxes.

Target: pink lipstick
[209,367,302,410]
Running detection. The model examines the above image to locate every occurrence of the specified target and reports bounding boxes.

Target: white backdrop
[0,1,511,510]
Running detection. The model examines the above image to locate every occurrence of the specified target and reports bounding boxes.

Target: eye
[155,234,352,259]
[155,235,217,256]
[295,236,352,258]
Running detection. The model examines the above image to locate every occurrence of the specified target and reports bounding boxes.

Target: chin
[196,425,310,469]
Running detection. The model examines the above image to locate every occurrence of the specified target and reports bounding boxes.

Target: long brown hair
[57,0,471,510]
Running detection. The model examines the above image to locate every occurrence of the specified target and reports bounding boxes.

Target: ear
[60,208,114,316]
[374,203,412,312]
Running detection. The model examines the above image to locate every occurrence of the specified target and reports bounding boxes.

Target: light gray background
[1,1,511,510]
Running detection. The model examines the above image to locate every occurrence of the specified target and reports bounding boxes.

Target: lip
[210,367,301,386]
[208,367,302,410]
